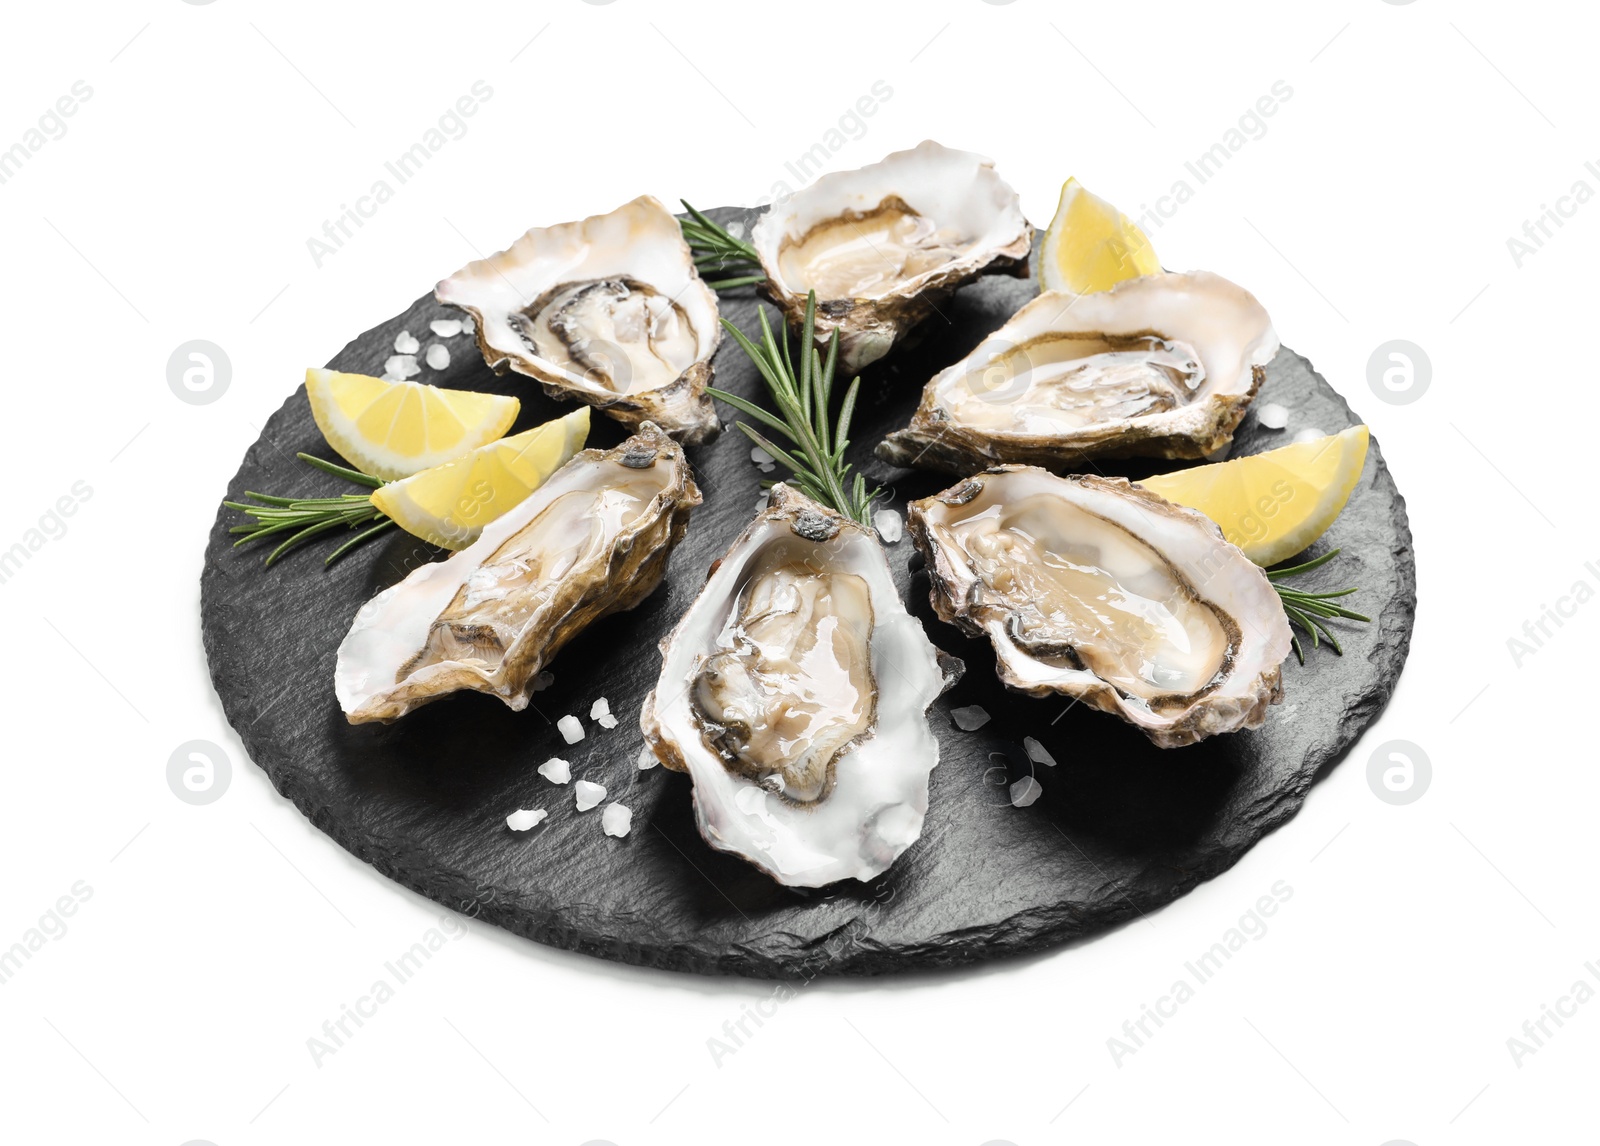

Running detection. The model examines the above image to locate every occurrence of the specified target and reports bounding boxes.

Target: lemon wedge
[1139,425,1370,567]
[371,408,591,550]
[1038,177,1162,294]
[305,367,521,481]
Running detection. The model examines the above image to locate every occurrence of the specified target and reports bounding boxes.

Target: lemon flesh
[371,408,591,550]
[306,367,521,481]
[1038,177,1162,294]
[1139,425,1370,567]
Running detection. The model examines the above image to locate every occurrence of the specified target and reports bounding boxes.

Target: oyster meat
[751,140,1030,370]
[337,423,699,724]
[436,196,722,443]
[879,271,1279,473]
[910,468,1291,747]
[642,485,960,886]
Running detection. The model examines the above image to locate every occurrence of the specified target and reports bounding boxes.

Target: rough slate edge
[201,213,1416,980]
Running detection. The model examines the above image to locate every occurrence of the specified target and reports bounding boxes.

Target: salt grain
[873,508,903,544]
[557,715,584,744]
[425,343,450,370]
[1023,736,1057,767]
[430,318,462,338]
[590,697,610,720]
[750,446,774,466]
[601,803,633,837]
[505,808,547,831]
[637,745,659,770]
[538,757,571,784]
[533,671,555,692]
[725,220,747,240]
[574,780,606,811]
[394,331,419,355]
[598,714,618,730]
[461,317,475,335]
[1293,426,1328,444]
[1256,402,1289,430]
[951,705,991,731]
[384,354,420,379]
[1010,776,1043,808]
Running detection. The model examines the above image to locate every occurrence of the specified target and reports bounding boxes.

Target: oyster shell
[879,271,1279,473]
[436,196,722,444]
[641,485,960,886]
[337,423,699,724]
[909,468,1290,747]
[750,140,1030,371]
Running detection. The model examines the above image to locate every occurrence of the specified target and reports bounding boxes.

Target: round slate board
[202,206,1415,978]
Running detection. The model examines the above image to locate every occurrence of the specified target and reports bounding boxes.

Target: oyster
[750,140,1030,370]
[909,468,1291,747]
[436,196,722,444]
[641,485,960,886]
[337,423,699,724]
[878,271,1279,473]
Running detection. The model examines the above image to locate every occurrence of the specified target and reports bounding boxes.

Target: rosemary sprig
[707,290,878,525]
[1267,547,1371,663]
[225,453,395,566]
[680,201,766,290]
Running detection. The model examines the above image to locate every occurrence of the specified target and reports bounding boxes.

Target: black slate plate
[202,206,1415,978]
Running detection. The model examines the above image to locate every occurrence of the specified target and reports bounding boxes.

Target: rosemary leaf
[708,290,878,526]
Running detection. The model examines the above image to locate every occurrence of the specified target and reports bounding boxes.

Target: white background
[1,1,1594,1143]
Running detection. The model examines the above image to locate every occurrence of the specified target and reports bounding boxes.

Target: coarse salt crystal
[384,354,420,379]
[590,697,610,720]
[1023,736,1057,767]
[557,715,584,744]
[538,757,571,784]
[425,343,450,370]
[601,803,633,837]
[1293,426,1328,444]
[750,446,774,466]
[574,780,606,811]
[873,508,903,544]
[951,705,991,731]
[637,745,659,770]
[430,318,462,338]
[505,808,547,831]
[1256,402,1289,430]
[1010,776,1043,808]
[394,331,419,355]
[461,316,475,335]
[598,714,618,730]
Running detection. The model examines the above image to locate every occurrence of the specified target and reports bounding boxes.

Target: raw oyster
[641,485,960,886]
[909,468,1290,747]
[337,423,699,724]
[878,271,1279,473]
[750,140,1030,370]
[436,196,722,443]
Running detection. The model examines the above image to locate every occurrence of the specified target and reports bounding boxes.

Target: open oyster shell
[436,196,722,444]
[909,468,1290,748]
[879,271,1279,474]
[641,484,960,887]
[750,140,1030,371]
[336,423,699,724]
